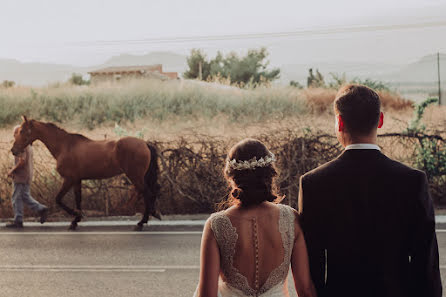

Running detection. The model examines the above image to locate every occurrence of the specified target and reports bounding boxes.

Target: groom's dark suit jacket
[298,149,441,297]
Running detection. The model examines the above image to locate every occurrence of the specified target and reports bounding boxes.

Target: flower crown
[227,153,276,170]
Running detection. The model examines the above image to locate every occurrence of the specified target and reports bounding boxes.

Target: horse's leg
[131,180,148,232]
[70,181,83,230]
[116,139,157,231]
[136,181,161,230]
[55,179,76,229]
[145,144,161,220]
[138,187,152,231]
[133,171,161,230]
[122,174,146,231]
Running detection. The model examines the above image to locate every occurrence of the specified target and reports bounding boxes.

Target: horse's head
[11,116,37,156]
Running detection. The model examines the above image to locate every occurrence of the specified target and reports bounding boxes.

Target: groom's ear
[377,112,384,128]
[337,115,345,132]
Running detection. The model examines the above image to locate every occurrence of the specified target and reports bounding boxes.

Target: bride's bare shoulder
[223,201,282,220]
[222,205,240,217]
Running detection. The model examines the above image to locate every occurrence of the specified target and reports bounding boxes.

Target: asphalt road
[0,228,445,297]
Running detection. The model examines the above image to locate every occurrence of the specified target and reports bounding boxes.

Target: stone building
[88,64,178,83]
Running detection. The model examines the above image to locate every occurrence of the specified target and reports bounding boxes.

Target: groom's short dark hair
[334,84,381,136]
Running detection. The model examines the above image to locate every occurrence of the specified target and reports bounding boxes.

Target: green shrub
[1,80,15,88]
[406,98,446,181]
[184,48,280,85]
[69,73,90,86]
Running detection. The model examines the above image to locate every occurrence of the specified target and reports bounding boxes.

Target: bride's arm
[291,211,317,297]
[195,219,220,297]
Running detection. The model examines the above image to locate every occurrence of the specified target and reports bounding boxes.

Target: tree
[306,68,325,88]
[328,73,347,89]
[324,71,391,91]
[69,73,89,86]
[350,78,390,92]
[183,49,211,80]
[209,51,225,77]
[289,80,303,89]
[218,48,280,85]
[1,80,15,88]
[183,48,280,86]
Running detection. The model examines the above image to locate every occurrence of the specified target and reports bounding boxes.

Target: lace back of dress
[252,217,260,291]
[210,204,295,296]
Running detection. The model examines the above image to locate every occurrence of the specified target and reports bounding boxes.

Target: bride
[194,139,316,297]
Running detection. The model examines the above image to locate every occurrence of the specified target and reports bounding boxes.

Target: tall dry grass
[302,87,413,114]
[0,80,308,129]
[0,80,414,131]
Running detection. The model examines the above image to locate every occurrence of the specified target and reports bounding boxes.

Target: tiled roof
[88,64,162,74]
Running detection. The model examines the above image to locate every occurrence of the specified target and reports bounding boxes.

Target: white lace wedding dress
[195,204,295,297]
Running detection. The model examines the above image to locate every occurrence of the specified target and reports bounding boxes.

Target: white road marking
[4,263,445,271]
[435,216,446,223]
[0,268,167,272]
[0,229,445,235]
[0,220,207,227]
[0,265,199,272]
[2,229,446,235]
[0,231,203,235]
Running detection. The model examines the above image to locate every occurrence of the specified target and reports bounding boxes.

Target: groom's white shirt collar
[345,143,381,151]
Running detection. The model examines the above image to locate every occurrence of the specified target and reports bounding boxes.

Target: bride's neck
[236,200,270,210]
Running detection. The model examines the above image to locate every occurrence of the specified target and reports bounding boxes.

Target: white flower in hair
[228,153,276,170]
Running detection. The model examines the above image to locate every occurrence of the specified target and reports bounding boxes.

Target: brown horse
[11,116,160,231]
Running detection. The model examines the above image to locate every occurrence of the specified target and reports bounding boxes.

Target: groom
[298,85,441,297]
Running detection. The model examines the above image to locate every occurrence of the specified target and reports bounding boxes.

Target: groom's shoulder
[301,157,343,181]
[381,154,427,180]
[301,152,426,182]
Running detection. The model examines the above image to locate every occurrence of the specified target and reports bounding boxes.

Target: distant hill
[0,59,80,86]
[383,53,446,83]
[0,52,187,86]
[279,53,446,85]
[278,61,403,85]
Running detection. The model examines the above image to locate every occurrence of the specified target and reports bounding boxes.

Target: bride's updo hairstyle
[224,138,281,207]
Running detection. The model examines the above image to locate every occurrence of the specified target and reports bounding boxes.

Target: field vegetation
[0,78,444,219]
[0,78,413,130]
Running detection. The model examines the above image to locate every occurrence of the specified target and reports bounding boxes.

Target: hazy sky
[1,0,446,66]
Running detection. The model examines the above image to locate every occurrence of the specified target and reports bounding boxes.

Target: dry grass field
[0,79,444,219]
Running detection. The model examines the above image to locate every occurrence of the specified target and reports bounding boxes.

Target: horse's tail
[145,142,161,220]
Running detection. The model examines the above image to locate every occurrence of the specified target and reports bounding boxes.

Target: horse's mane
[44,122,91,141]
